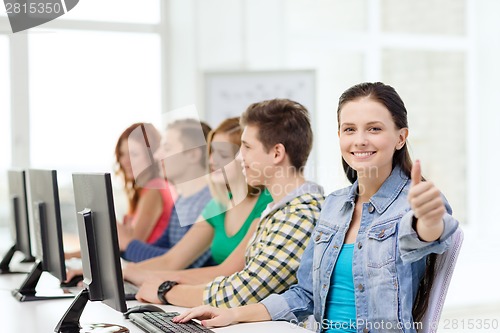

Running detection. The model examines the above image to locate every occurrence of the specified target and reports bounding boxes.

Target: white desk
[0,267,312,333]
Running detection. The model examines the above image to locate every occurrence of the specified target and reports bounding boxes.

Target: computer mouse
[124,304,165,319]
[60,274,84,288]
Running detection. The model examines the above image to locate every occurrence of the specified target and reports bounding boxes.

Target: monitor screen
[27,169,67,282]
[6,170,34,261]
[72,172,127,313]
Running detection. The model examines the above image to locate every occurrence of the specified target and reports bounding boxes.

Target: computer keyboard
[129,311,214,333]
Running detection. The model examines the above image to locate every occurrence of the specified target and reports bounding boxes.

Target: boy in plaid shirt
[131,99,324,307]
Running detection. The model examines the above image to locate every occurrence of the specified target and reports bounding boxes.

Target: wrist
[231,303,270,323]
[157,280,178,305]
[415,219,444,242]
[229,307,242,324]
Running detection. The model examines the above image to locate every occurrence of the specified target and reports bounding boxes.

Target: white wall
[163,0,500,311]
[474,0,500,234]
[165,0,476,219]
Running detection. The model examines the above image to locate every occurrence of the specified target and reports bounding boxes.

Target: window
[29,30,161,172]
[28,29,161,231]
[381,0,465,35]
[287,0,367,33]
[0,35,10,227]
[62,0,160,24]
[382,49,466,223]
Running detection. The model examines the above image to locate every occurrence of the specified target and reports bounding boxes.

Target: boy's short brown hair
[240,98,313,170]
[167,119,212,168]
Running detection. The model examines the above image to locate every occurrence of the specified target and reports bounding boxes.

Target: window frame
[0,1,169,170]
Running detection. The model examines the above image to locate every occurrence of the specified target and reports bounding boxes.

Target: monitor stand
[55,289,129,333]
[0,244,35,274]
[11,260,74,302]
[20,253,36,263]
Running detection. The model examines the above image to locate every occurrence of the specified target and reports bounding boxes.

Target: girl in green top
[124,117,273,285]
[202,188,272,264]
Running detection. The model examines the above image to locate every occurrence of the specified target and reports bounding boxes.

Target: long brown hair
[337,82,435,325]
[115,122,162,214]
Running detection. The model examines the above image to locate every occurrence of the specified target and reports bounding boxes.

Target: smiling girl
[173,82,460,333]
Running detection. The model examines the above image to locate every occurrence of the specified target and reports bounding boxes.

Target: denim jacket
[261,166,459,333]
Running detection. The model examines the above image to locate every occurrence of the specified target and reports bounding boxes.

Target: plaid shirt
[203,181,324,308]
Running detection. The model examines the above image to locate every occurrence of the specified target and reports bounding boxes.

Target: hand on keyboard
[63,268,84,286]
[173,305,236,328]
[129,311,215,333]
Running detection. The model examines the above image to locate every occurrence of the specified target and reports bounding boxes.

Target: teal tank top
[324,243,356,333]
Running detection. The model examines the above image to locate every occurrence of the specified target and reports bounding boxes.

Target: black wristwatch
[157,280,178,304]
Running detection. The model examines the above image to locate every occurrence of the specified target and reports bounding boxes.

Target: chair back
[420,228,464,333]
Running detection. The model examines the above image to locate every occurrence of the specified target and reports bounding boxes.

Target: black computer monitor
[55,173,129,333]
[0,170,35,274]
[11,169,73,301]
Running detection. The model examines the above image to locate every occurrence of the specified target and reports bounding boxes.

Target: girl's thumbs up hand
[408,160,445,241]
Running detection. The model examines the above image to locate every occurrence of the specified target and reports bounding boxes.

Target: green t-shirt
[202,189,273,264]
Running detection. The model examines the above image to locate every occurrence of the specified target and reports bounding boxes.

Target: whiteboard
[204,70,316,128]
[203,70,317,179]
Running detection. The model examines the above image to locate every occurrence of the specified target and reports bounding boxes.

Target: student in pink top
[65,123,176,260]
[114,122,176,244]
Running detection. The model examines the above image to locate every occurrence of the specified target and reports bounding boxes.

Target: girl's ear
[397,128,409,150]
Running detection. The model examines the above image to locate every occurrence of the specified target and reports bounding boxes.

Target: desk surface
[0,261,311,333]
